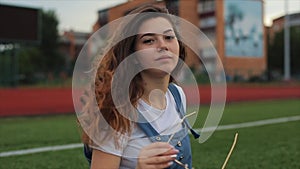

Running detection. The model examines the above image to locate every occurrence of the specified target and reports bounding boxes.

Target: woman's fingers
[138,154,176,169]
[142,154,177,164]
[139,142,178,157]
[139,147,178,158]
[137,142,178,169]
[142,142,173,150]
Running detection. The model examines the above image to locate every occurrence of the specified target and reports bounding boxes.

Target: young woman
[80,4,199,169]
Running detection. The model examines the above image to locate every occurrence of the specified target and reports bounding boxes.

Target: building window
[200,16,216,28]
[98,9,108,26]
[198,0,215,14]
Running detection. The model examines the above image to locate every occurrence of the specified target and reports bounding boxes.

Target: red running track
[0,88,73,117]
[183,85,300,105]
[0,85,299,117]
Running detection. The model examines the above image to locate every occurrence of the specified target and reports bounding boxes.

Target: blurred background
[0,0,299,169]
[1,0,300,87]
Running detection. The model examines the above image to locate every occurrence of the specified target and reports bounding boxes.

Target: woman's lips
[155,55,172,61]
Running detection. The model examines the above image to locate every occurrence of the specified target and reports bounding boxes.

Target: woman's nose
[157,38,168,52]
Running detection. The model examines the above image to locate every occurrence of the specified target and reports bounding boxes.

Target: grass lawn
[0,99,299,169]
[192,99,300,127]
[191,121,300,169]
[0,115,81,152]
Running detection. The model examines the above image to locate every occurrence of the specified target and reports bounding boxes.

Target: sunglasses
[167,111,197,169]
[165,111,239,169]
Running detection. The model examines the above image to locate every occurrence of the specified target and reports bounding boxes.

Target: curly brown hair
[80,3,187,146]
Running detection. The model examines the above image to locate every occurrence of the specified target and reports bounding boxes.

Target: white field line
[195,115,300,133]
[0,143,83,157]
[1,115,300,158]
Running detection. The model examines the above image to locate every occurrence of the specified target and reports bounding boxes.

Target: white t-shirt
[92,84,186,168]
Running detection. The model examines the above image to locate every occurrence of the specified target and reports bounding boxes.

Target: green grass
[0,99,299,169]
[0,115,81,152]
[191,121,300,169]
[191,99,300,128]
[0,149,89,169]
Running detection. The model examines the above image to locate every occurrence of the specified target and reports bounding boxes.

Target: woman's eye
[165,35,175,40]
[142,39,154,44]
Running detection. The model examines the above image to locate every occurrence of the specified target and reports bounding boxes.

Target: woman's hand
[136,142,179,169]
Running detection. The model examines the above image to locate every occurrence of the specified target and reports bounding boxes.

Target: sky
[1,0,300,33]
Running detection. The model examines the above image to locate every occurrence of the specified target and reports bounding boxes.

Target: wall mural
[224,0,263,57]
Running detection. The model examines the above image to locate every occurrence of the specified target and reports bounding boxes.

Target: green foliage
[268,30,283,73]
[190,67,210,84]
[290,27,300,76]
[195,72,210,84]
[18,47,43,84]
[0,9,66,86]
[0,51,13,85]
[40,10,59,51]
[268,26,300,78]
[39,10,65,73]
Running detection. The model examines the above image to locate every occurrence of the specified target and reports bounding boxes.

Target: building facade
[93,0,267,80]
[268,12,300,78]
[59,30,90,74]
[269,12,300,43]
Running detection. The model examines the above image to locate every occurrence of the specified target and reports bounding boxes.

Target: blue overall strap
[167,83,184,118]
[83,144,92,165]
[168,83,200,139]
[136,110,159,137]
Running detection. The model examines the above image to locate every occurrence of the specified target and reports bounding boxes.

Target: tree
[17,9,65,84]
[268,26,300,79]
[1,10,65,86]
[39,10,65,74]
[268,29,283,75]
[290,27,300,76]
[18,47,42,84]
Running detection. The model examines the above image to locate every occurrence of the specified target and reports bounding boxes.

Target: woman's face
[135,17,180,75]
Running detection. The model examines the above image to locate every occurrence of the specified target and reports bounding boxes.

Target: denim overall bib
[83,83,200,168]
[137,83,200,169]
